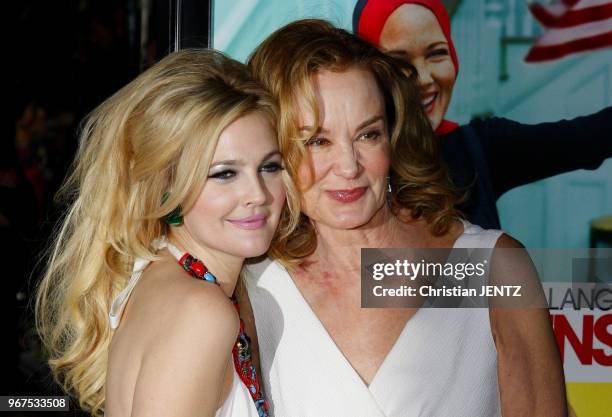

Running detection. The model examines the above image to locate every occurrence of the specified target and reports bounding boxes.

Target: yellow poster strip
[567,383,612,417]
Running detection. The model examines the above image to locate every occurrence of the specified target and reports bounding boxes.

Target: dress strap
[109,257,149,329]
[108,238,170,329]
[454,219,504,250]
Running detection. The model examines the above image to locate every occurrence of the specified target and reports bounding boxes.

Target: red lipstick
[326,187,367,203]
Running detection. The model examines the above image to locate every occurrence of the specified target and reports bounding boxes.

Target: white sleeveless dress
[244,220,503,417]
[108,240,263,417]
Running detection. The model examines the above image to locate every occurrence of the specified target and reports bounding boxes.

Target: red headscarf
[353,0,460,135]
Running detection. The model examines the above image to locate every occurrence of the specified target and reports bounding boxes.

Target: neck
[310,205,414,272]
[167,228,243,298]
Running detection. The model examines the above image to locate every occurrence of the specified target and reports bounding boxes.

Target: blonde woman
[35,49,297,417]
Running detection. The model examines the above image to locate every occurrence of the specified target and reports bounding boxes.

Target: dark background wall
[3,1,209,414]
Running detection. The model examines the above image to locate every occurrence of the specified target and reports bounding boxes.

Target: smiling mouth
[326,187,367,203]
[227,214,267,230]
[421,93,437,113]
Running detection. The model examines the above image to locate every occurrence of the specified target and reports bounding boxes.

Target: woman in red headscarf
[354,0,611,230]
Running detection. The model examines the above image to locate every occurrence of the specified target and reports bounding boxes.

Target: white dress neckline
[274,219,470,390]
[245,219,504,417]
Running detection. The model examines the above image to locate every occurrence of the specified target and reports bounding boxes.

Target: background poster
[213,0,612,249]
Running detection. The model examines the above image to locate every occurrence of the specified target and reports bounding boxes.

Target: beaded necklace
[176,250,269,417]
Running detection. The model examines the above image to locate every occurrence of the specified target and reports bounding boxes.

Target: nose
[333,142,361,179]
[244,175,268,207]
[413,61,433,88]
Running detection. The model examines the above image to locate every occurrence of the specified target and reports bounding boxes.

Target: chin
[326,213,371,230]
[429,115,442,131]
[240,242,274,258]
[217,236,272,259]
[321,200,383,230]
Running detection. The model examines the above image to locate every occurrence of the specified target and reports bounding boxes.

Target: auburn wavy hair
[249,19,460,266]
[35,48,299,416]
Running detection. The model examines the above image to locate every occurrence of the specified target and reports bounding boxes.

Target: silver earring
[387,176,392,193]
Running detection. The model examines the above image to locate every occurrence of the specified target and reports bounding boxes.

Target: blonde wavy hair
[249,19,461,266]
[35,48,299,416]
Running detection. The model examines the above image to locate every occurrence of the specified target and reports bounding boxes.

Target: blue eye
[359,131,381,141]
[305,137,330,147]
[260,162,283,173]
[208,170,235,180]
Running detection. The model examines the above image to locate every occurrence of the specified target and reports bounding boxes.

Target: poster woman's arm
[474,106,612,199]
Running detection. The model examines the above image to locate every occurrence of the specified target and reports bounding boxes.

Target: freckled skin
[293,265,344,296]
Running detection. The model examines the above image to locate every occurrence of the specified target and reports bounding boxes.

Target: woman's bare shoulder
[494,232,524,249]
[107,254,239,416]
[124,257,239,417]
[116,253,239,350]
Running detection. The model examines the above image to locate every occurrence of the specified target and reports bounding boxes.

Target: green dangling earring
[162,193,183,226]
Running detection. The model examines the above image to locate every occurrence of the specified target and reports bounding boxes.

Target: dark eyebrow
[356,115,384,131]
[210,150,281,168]
[261,150,282,161]
[298,117,384,135]
[427,41,448,50]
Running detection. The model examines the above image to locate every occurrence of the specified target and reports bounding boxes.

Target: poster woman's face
[379,4,456,131]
